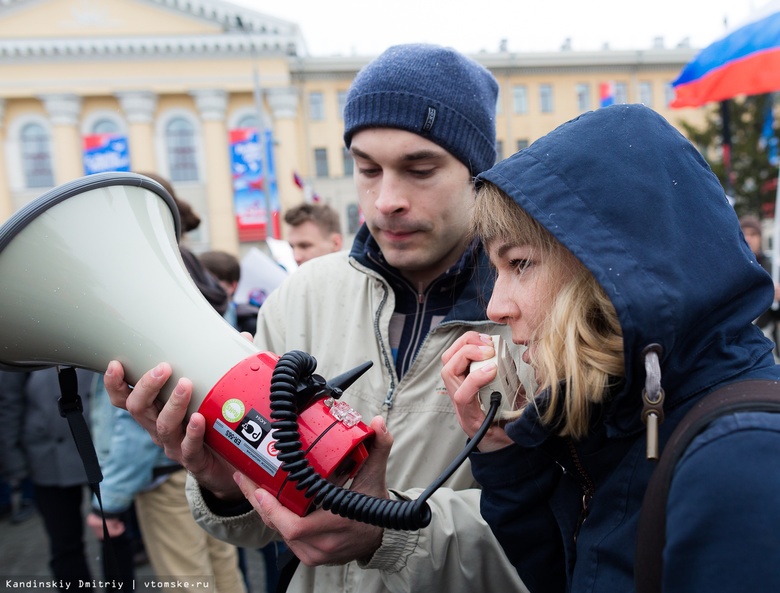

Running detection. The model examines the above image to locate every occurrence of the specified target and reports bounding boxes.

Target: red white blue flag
[672,3,780,108]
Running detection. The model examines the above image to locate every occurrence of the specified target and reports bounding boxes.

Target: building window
[517,139,529,151]
[314,148,329,177]
[346,203,361,234]
[337,91,348,119]
[495,89,503,116]
[540,84,554,113]
[665,82,676,107]
[512,85,528,114]
[639,81,653,107]
[309,92,325,120]
[237,114,260,130]
[615,82,628,104]
[165,117,199,182]
[576,83,591,112]
[21,123,54,188]
[495,140,504,163]
[342,147,354,176]
[91,118,120,135]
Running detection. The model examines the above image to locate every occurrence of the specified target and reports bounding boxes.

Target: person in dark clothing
[739,215,780,340]
[0,368,103,589]
[198,250,259,336]
[0,475,34,524]
[137,171,228,316]
[442,104,780,593]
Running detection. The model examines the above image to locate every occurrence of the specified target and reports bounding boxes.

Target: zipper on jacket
[398,281,433,375]
[383,388,394,408]
[568,440,595,544]
[370,275,396,409]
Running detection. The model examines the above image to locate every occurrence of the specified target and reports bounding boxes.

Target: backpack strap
[635,379,780,593]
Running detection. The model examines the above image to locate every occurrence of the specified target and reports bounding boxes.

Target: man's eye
[409,169,434,177]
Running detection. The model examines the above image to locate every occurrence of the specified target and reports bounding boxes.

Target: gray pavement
[0,489,270,593]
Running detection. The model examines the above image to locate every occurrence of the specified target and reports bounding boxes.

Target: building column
[191,89,238,254]
[116,91,157,172]
[40,93,83,185]
[0,99,13,222]
[266,87,300,223]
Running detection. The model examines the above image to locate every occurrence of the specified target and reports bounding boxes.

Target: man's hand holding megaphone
[233,414,393,566]
[104,357,396,565]
[105,359,242,502]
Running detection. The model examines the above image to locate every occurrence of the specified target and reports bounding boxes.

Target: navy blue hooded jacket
[470,104,780,593]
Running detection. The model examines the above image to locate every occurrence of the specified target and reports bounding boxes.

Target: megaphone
[0,172,374,517]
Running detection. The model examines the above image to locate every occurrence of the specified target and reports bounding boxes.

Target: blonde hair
[473,182,625,438]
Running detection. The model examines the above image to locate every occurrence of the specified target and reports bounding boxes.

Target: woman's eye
[509,259,532,274]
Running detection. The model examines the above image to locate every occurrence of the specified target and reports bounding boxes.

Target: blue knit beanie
[343,44,498,177]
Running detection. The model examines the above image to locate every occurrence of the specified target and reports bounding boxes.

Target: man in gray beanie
[106,43,530,593]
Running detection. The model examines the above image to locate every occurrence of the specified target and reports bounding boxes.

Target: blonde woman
[442,104,780,593]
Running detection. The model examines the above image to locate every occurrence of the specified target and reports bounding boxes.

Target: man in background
[740,214,780,358]
[283,203,343,266]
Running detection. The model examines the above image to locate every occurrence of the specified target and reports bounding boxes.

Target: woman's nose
[487,276,515,323]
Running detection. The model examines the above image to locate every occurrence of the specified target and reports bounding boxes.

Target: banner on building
[83,134,130,175]
[229,127,280,242]
[599,82,615,108]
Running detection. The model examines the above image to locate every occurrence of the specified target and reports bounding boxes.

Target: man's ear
[332,233,343,251]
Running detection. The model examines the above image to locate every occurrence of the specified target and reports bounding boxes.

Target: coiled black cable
[269,350,502,531]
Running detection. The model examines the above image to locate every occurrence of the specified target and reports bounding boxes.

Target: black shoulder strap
[57,366,121,577]
[57,366,103,487]
[635,379,780,593]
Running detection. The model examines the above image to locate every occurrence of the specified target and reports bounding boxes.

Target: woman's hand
[441,332,515,452]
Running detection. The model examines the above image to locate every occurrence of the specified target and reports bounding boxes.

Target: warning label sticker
[213,409,282,476]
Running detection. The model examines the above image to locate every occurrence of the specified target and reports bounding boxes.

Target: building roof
[0,0,308,60]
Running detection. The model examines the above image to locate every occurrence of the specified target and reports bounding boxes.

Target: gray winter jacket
[0,367,96,487]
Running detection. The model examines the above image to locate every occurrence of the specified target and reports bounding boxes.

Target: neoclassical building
[0,0,705,255]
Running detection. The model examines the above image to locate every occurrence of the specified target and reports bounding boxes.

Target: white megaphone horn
[0,172,252,388]
[0,172,374,517]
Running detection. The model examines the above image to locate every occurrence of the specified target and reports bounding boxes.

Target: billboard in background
[83,134,130,175]
[229,127,280,242]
